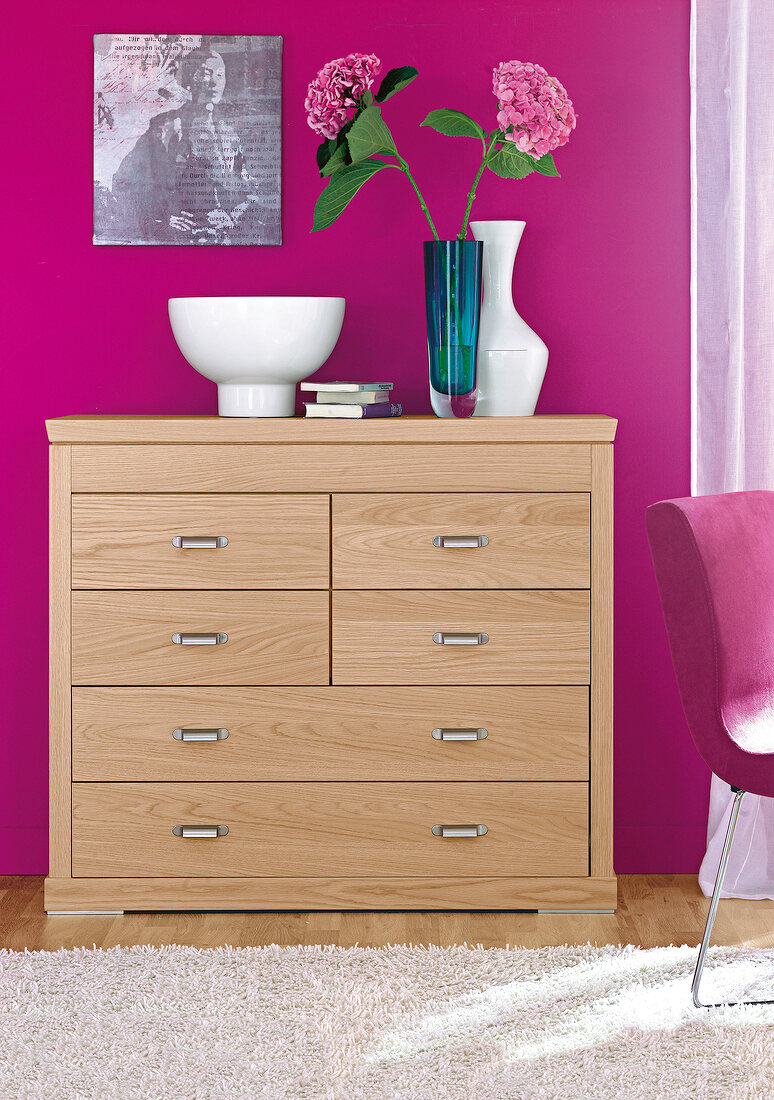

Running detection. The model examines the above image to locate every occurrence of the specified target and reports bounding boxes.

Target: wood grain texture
[70,444,592,493]
[48,418,616,914]
[72,494,330,589]
[591,444,615,877]
[42,874,616,914]
[71,591,329,686]
[333,589,590,685]
[10,876,768,943]
[71,686,590,782]
[48,446,71,879]
[47,414,619,445]
[333,493,590,589]
[71,781,589,879]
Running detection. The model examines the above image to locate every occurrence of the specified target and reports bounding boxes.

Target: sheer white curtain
[692,0,774,898]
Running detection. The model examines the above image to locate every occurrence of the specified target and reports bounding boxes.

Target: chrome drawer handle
[172,536,228,549]
[173,728,229,742]
[172,825,229,838]
[432,824,488,838]
[433,535,489,548]
[432,728,488,741]
[171,632,229,645]
[433,632,489,645]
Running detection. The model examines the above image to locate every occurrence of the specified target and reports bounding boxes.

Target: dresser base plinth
[45,876,617,913]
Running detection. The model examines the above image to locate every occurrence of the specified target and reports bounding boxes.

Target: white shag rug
[2,943,774,1099]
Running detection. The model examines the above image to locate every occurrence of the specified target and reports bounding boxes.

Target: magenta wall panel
[0,0,695,873]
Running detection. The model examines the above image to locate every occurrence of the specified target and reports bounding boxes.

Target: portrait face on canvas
[93,34,282,246]
[182,50,227,105]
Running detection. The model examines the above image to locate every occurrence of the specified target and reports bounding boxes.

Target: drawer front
[71,686,589,781]
[72,494,329,589]
[71,592,329,685]
[71,443,592,492]
[71,781,589,878]
[333,590,590,684]
[333,493,590,589]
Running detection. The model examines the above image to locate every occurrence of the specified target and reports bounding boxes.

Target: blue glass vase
[424,240,483,418]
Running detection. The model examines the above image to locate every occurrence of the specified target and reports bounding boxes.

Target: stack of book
[301,382,403,418]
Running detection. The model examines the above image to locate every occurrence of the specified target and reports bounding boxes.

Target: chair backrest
[647,491,774,781]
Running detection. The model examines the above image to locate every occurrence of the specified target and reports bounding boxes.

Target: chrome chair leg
[692,786,774,1008]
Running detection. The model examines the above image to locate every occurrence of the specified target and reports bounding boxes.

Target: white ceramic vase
[470,220,548,416]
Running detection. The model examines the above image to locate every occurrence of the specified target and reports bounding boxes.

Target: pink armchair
[647,491,774,1008]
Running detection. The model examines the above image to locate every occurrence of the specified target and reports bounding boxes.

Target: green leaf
[420,109,486,140]
[312,161,390,231]
[320,142,349,178]
[533,152,560,177]
[375,66,418,103]
[316,119,356,177]
[487,142,536,179]
[314,119,354,176]
[346,106,397,163]
[316,138,337,173]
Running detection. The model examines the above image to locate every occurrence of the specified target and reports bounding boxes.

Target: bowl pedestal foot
[217,383,296,418]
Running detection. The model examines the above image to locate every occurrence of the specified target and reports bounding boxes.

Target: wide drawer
[71,781,590,878]
[72,494,330,589]
[71,592,329,685]
[71,443,592,492]
[71,686,589,781]
[333,590,590,684]
[333,493,590,589]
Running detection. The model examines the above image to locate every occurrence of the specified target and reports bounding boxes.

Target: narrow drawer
[71,592,329,685]
[71,781,590,878]
[71,686,590,781]
[72,494,329,589]
[71,443,592,492]
[333,590,590,685]
[333,493,590,589]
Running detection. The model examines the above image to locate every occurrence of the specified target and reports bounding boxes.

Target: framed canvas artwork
[94,34,282,245]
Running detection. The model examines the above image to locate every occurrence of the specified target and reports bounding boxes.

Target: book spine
[360,402,403,418]
[315,392,389,404]
[302,402,403,418]
[300,382,394,392]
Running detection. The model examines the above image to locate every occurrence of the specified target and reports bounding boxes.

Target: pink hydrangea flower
[492,60,576,158]
[305,53,382,140]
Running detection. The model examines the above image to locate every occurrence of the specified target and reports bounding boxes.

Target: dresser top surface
[46,414,617,445]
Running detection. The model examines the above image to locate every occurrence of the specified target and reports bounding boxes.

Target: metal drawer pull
[172,536,228,549]
[172,825,229,838]
[433,535,489,548]
[173,728,229,742]
[432,727,488,741]
[432,824,488,838]
[433,632,489,645]
[171,632,228,645]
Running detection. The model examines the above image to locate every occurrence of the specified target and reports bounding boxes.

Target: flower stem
[396,155,439,241]
[458,135,499,241]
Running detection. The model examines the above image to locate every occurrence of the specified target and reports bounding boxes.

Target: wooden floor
[2,876,773,952]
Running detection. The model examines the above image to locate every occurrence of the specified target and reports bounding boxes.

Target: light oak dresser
[45,414,617,914]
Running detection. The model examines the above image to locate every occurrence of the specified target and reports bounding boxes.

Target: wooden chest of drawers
[45,414,616,913]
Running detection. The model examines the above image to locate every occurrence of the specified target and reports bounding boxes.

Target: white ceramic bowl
[168,296,346,416]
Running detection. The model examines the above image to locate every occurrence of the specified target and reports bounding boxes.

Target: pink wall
[2,0,696,874]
